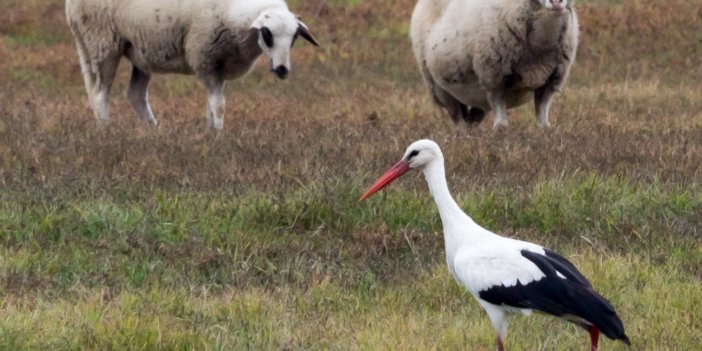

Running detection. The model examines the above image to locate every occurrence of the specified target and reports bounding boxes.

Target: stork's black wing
[478,249,630,344]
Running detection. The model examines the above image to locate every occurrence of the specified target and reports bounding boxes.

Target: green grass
[5,68,62,92]
[5,29,66,49]
[1,252,700,350]
[1,176,701,349]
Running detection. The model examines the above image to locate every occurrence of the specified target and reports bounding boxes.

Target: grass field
[1,0,702,349]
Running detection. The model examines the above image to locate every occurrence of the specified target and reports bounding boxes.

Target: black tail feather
[573,286,629,343]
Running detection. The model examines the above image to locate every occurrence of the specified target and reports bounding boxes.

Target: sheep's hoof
[207,119,224,130]
[537,120,551,128]
[95,118,110,128]
[492,119,509,130]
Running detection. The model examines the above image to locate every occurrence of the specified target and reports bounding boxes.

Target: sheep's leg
[73,37,110,124]
[74,39,96,109]
[202,77,226,130]
[534,86,556,128]
[68,17,120,125]
[128,66,158,127]
[487,90,508,129]
[432,85,485,124]
[89,52,120,125]
[433,86,464,123]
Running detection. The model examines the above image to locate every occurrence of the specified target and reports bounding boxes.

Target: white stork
[360,139,630,351]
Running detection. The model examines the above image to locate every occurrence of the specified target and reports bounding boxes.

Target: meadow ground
[1,0,701,349]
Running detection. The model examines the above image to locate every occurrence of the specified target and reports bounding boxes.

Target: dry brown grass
[1,1,701,193]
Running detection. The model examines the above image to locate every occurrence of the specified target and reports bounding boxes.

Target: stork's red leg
[588,326,600,351]
[496,336,505,351]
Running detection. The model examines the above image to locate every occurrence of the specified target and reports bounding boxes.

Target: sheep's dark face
[539,0,568,13]
[252,9,319,80]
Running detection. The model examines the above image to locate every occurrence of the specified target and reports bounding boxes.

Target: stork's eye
[261,27,274,48]
[408,150,420,160]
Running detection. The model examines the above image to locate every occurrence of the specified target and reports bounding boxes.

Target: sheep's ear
[297,20,320,47]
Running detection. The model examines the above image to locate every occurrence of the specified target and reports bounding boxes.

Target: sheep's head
[536,0,569,13]
[251,9,319,80]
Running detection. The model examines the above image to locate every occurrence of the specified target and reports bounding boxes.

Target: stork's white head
[359,139,443,202]
[251,9,319,79]
[537,0,569,13]
[402,139,444,170]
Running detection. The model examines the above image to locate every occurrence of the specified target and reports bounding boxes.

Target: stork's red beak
[359,160,411,202]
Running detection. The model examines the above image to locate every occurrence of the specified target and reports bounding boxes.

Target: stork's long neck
[423,160,464,223]
[422,159,485,247]
[423,159,492,275]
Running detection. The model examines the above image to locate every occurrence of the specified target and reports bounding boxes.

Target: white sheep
[65,0,319,129]
[411,0,579,129]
